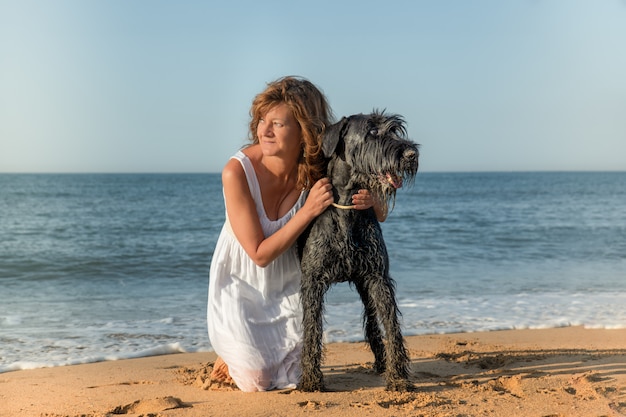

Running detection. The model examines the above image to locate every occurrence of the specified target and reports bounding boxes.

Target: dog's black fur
[297,110,419,391]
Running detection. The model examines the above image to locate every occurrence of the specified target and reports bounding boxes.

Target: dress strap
[231,151,268,222]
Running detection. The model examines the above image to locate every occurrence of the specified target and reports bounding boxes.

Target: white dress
[207,151,306,392]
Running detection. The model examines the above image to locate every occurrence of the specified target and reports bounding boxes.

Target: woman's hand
[352,189,375,210]
[352,189,388,222]
[302,178,334,218]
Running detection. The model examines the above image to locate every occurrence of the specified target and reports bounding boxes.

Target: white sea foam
[0,343,193,373]
[324,290,626,342]
[1,291,624,373]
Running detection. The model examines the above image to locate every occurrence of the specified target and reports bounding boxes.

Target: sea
[1,172,625,373]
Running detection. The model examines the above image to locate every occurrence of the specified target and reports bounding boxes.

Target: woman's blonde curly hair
[248,76,334,190]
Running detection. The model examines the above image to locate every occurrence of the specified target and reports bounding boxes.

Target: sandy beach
[2,326,625,417]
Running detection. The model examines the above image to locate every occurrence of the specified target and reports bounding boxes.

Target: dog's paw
[298,373,325,392]
[297,382,325,392]
[385,378,414,392]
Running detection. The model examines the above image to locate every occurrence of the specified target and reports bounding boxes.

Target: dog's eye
[369,127,378,137]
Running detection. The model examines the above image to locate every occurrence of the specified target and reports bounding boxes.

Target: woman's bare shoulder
[222,145,262,192]
[222,158,245,183]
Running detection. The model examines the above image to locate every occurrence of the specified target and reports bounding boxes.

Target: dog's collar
[331,202,356,210]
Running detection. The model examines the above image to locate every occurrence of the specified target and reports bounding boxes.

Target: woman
[207,76,385,392]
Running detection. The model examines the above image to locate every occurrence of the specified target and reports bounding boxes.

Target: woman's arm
[222,159,333,267]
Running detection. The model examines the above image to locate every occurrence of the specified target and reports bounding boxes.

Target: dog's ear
[321,117,348,158]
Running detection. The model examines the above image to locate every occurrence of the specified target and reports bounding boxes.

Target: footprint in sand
[110,396,191,414]
[297,400,337,410]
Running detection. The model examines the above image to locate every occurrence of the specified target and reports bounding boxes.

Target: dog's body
[297,111,419,392]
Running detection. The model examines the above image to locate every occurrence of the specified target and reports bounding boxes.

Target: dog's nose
[403,149,417,160]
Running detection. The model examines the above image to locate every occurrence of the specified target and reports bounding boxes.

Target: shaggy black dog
[298,111,419,391]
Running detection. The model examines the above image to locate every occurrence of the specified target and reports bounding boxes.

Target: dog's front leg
[355,280,386,374]
[370,275,412,391]
[298,277,327,392]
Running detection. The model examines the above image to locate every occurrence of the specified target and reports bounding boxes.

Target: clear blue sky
[1,0,625,173]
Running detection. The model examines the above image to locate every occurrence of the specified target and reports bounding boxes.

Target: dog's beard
[353,143,418,209]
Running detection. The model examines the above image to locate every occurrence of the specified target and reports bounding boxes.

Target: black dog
[298,110,419,391]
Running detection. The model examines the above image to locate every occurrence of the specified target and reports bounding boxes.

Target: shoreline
[2,326,625,416]
[4,323,625,375]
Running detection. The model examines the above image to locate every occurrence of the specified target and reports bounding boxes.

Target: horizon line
[1,169,625,175]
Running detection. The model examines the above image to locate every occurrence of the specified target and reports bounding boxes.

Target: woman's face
[257,103,302,160]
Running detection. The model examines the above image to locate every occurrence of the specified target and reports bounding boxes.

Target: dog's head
[322,110,419,205]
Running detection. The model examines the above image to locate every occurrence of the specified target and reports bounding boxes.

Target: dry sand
[2,326,625,417]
